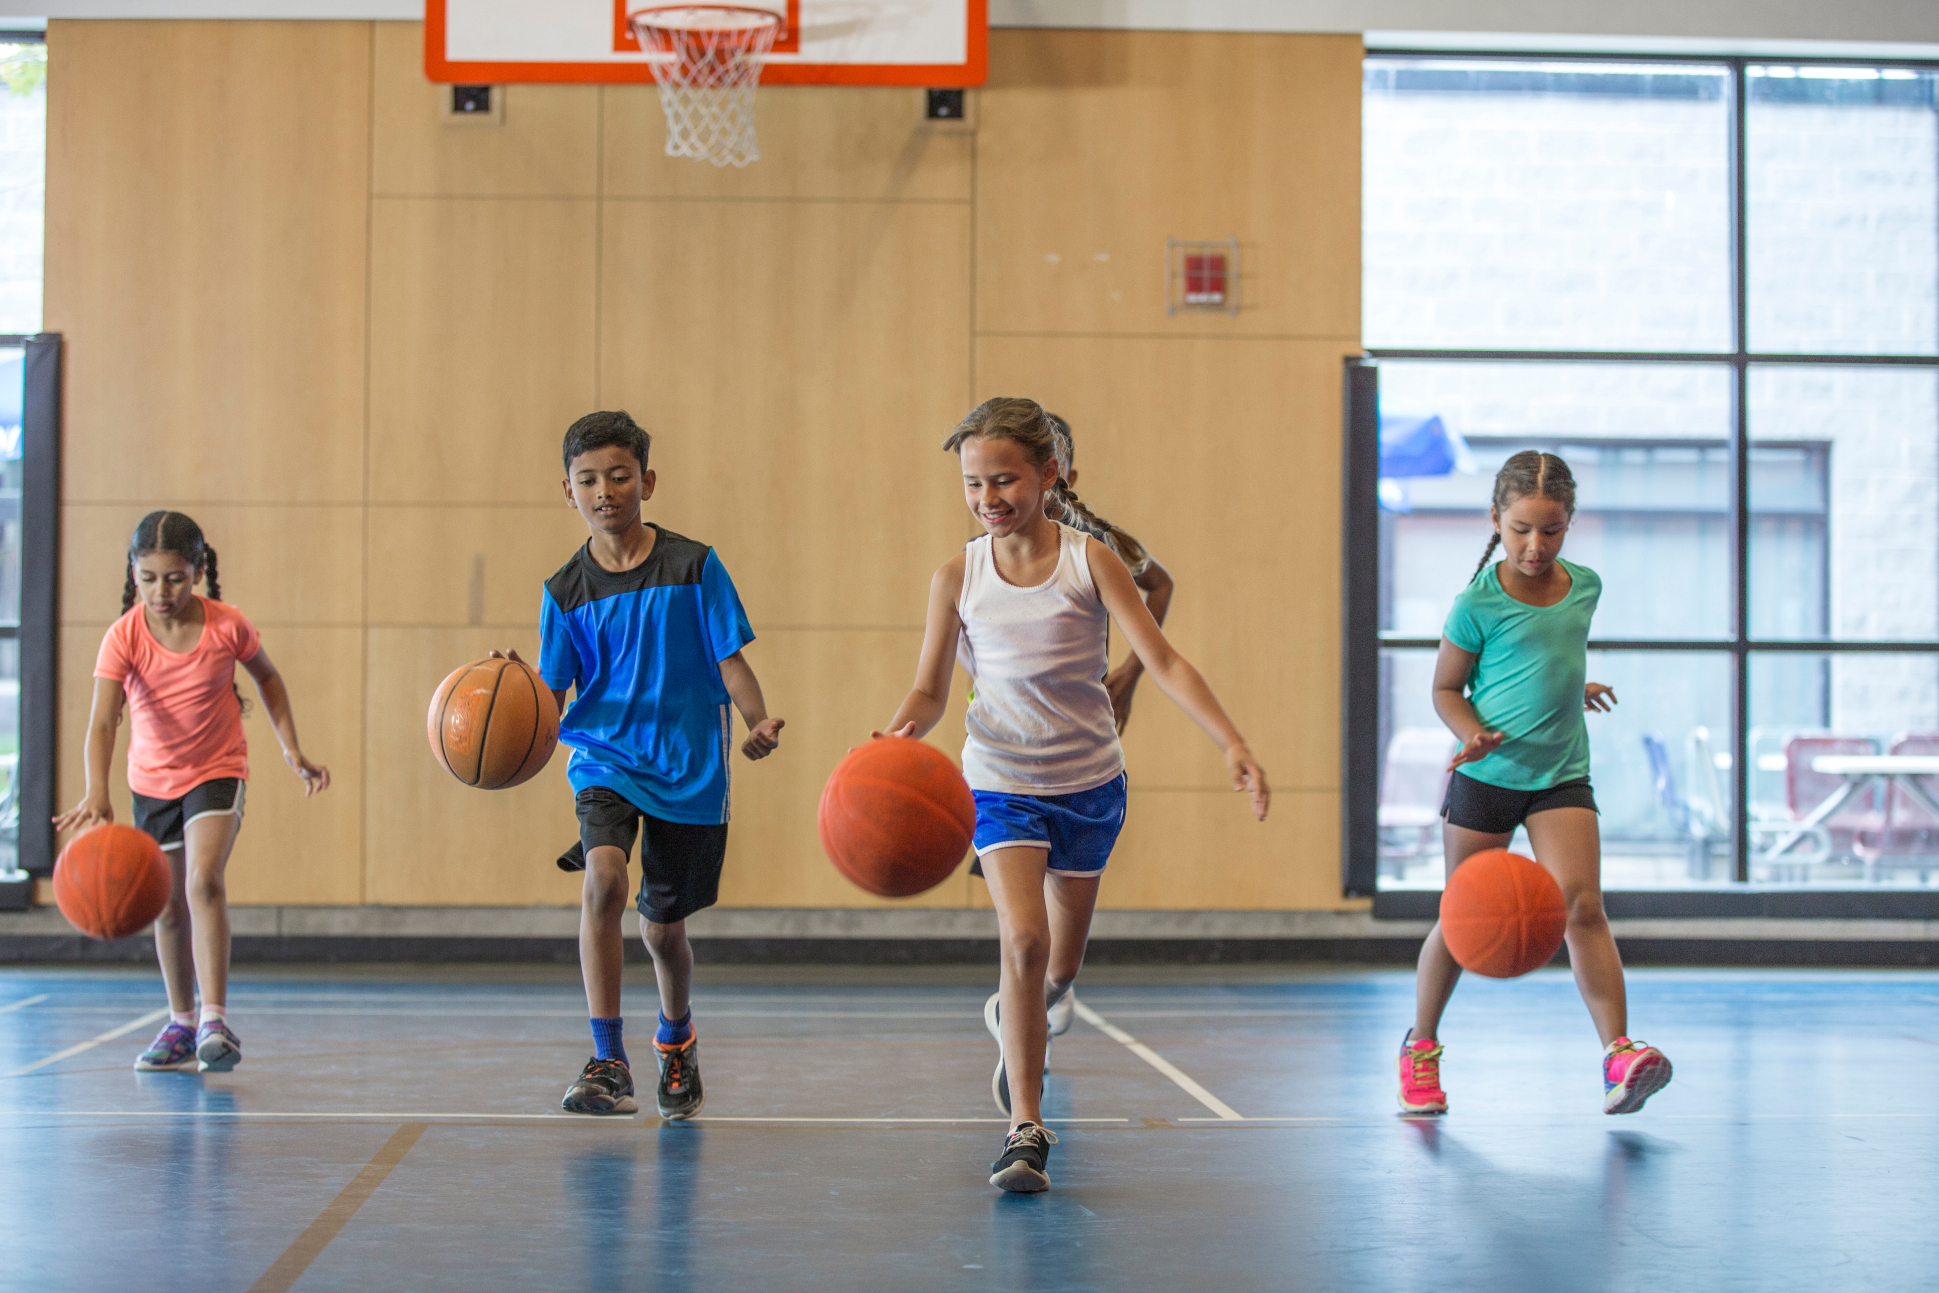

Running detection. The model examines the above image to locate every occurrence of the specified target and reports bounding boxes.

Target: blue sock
[590,1017,627,1065]
[656,1011,692,1046]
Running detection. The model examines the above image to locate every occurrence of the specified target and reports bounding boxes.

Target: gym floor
[2,964,1935,1292]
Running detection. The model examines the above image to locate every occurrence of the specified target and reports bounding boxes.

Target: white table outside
[1763,755,1939,858]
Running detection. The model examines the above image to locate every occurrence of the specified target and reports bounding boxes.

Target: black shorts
[572,786,729,925]
[1441,771,1596,836]
[131,777,245,851]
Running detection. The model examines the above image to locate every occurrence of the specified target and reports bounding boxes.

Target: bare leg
[982,846,1054,1129]
[1043,871,1101,1011]
[1413,823,1512,1041]
[579,845,629,1020]
[1524,807,1627,1046]
[182,813,242,1009]
[639,915,693,1025]
[153,846,196,1015]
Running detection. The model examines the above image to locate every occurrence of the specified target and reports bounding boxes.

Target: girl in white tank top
[876,397,1270,1195]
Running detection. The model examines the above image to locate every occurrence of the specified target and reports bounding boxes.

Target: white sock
[199,1004,226,1028]
[169,1010,195,1028]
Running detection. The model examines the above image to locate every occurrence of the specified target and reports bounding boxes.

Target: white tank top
[956,522,1126,795]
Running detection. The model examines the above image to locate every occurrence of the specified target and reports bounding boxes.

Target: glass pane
[1378,361,1733,640]
[0,42,42,334]
[1377,648,1736,890]
[1748,66,1938,356]
[1749,365,1938,640]
[1364,58,1732,352]
[1749,652,1939,886]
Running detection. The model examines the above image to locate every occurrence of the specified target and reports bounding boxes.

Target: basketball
[52,823,171,942]
[818,739,976,898]
[1439,848,1567,979]
[427,656,561,790]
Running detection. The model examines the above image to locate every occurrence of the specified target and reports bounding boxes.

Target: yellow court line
[3,1008,167,1078]
[0,994,48,1015]
[1073,1001,1244,1121]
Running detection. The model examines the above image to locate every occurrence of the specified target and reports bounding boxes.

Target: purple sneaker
[196,1020,242,1073]
[134,1022,198,1072]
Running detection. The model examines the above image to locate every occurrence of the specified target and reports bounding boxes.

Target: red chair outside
[1783,735,1884,855]
[1854,734,1939,881]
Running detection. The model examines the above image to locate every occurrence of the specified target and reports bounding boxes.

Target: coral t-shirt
[94,598,261,800]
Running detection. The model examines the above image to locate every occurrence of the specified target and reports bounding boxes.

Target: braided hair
[1043,412,1151,576]
[1472,451,1577,581]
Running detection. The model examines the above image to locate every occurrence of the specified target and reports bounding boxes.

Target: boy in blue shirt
[507,410,783,1119]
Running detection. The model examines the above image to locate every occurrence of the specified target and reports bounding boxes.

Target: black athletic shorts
[131,777,245,851]
[1441,771,1597,836]
[570,786,728,925]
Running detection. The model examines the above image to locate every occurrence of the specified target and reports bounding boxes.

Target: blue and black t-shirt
[538,525,755,825]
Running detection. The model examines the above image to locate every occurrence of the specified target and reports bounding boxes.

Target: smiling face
[961,435,1059,539]
[1494,494,1573,578]
[564,445,654,536]
[132,551,199,618]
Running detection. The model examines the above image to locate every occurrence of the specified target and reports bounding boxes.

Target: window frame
[1347,49,1939,917]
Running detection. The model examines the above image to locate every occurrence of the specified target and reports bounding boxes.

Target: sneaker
[1603,1038,1672,1115]
[983,990,1001,1042]
[1047,989,1076,1037]
[655,1033,705,1120]
[562,1056,638,1115]
[134,1022,198,1072]
[992,1051,1011,1117]
[195,1020,242,1074]
[556,839,586,873]
[989,1121,1059,1193]
[1397,1032,1447,1115]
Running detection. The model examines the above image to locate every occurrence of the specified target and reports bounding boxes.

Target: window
[1355,54,1939,899]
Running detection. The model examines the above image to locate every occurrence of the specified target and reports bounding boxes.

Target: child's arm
[1104,557,1174,731]
[52,678,126,830]
[1432,640,1504,770]
[718,650,785,760]
[242,650,331,795]
[878,556,967,741]
[1085,539,1269,820]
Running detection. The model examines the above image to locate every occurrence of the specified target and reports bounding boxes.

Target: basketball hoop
[628,5,783,168]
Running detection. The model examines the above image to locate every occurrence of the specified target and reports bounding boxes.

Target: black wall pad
[1340,357,1381,898]
[18,333,61,876]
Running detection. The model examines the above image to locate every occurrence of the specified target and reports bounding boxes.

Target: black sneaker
[989,1121,1058,1193]
[556,840,586,872]
[654,1033,705,1120]
[562,1056,638,1115]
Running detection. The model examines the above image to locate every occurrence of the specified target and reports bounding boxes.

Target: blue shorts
[971,774,1128,875]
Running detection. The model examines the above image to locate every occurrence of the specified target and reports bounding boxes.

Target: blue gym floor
[2,964,1936,1292]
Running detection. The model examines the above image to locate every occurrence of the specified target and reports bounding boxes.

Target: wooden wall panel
[44,20,371,504]
[975,29,1362,339]
[1107,788,1341,910]
[61,504,364,628]
[603,85,972,202]
[599,199,972,629]
[372,23,598,198]
[366,505,593,628]
[368,197,599,505]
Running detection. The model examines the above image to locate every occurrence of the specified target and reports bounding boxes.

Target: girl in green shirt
[1398,450,1673,1118]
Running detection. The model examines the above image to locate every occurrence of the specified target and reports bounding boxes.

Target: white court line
[1072,1000,1242,1121]
[0,994,48,1014]
[3,1008,168,1078]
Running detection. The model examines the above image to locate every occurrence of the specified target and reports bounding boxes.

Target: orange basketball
[53,823,171,941]
[427,656,561,790]
[1440,848,1567,979]
[818,739,976,898]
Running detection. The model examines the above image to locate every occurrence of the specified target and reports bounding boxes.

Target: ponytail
[1472,450,1577,582]
[1053,479,1151,575]
[201,545,223,602]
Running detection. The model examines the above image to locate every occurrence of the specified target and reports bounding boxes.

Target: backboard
[426,0,987,86]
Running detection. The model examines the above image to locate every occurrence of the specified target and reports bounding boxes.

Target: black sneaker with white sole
[989,1121,1058,1193]
[654,1033,705,1120]
[562,1056,638,1115]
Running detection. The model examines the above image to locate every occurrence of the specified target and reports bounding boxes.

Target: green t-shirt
[1441,558,1600,791]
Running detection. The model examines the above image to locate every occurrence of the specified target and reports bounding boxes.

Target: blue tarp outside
[1378,413,1474,511]
[0,350,20,461]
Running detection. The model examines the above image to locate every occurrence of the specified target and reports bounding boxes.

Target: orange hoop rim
[627,4,784,37]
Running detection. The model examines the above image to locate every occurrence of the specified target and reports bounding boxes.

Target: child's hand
[52,794,113,833]
[488,648,528,666]
[870,723,918,739]
[1584,683,1618,713]
[1448,729,1505,771]
[1105,664,1141,733]
[742,717,785,760]
[1226,745,1270,821]
[285,749,332,795]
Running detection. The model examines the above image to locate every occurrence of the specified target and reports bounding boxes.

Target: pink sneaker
[1398,1032,1447,1115]
[1602,1037,1672,1114]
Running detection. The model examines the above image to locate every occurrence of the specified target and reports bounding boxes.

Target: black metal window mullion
[1730,57,1753,884]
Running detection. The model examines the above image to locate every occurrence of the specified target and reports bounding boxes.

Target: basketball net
[629,5,782,168]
